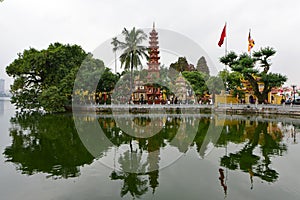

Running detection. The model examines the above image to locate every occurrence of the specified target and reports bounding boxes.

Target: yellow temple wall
[215,94,239,104]
[215,93,283,105]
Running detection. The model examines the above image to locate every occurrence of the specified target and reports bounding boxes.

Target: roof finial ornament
[153,22,155,30]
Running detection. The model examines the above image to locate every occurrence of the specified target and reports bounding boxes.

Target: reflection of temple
[133,23,162,104]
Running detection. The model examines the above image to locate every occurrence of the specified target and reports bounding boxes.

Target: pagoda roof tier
[148,59,159,64]
[148,62,160,65]
[150,31,158,35]
[149,53,160,57]
[148,58,160,61]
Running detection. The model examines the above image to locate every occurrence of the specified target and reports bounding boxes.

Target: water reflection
[3,112,300,198]
[220,121,287,184]
[3,112,94,179]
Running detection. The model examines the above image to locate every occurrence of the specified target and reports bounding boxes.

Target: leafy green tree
[74,53,106,92]
[170,57,195,73]
[6,43,87,112]
[196,56,210,75]
[74,53,119,93]
[220,47,287,103]
[97,68,119,92]
[218,70,244,98]
[206,76,224,103]
[113,27,149,95]
[182,71,208,98]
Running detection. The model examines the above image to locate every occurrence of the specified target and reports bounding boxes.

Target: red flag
[218,24,226,47]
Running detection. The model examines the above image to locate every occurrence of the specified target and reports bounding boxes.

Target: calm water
[1,100,300,200]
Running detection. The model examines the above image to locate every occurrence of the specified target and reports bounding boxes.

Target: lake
[1,99,300,200]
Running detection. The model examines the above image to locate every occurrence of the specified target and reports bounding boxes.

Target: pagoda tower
[144,23,163,104]
[147,23,160,81]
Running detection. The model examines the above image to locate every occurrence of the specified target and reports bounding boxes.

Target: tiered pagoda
[145,23,162,104]
[133,23,163,104]
[147,23,160,81]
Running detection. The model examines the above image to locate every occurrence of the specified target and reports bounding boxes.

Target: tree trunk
[247,75,266,104]
[114,52,117,74]
[130,53,134,103]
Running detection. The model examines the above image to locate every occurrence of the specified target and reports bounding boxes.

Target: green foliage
[4,112,94,178]
[206,76,224,94]
[182,71,208,97]
[74,53,106,92]
[98,68,120,92]
[6,43,118,112]
[196,56,210,75]
[117,27,149,71]
[219,47,287,103]
[6,43,87,112]
[219,121,287,183]
[111,37,118,53]
[112,27,148,93]
[170,57,195,73]
[219,70,244,97]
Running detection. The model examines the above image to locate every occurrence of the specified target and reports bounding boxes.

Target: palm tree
[114,27,148,100]
[111,37,118,74]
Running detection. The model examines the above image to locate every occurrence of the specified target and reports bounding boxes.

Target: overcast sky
[1,0,300,90]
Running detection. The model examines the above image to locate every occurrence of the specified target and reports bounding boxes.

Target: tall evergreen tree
[196,56,210,76]
[170,57,195,72]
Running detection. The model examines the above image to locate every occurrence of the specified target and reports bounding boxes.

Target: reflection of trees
[193,118,211,156]
[3,112,94,179]
[110,150,148,198]
[220,121,287,183]
[99,115,290,198]
[101,116,183,198]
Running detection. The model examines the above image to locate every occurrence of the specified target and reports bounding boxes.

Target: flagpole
[224,22,228,99]
[225,22,228,57]
[218,22,229,99]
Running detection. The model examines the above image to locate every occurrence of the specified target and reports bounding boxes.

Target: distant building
[0,79,5,94]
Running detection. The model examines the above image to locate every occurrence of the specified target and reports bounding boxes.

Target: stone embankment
[215,103,300,116]
[70,103,300,116]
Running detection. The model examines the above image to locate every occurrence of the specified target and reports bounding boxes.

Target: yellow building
[215,77,284,105]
